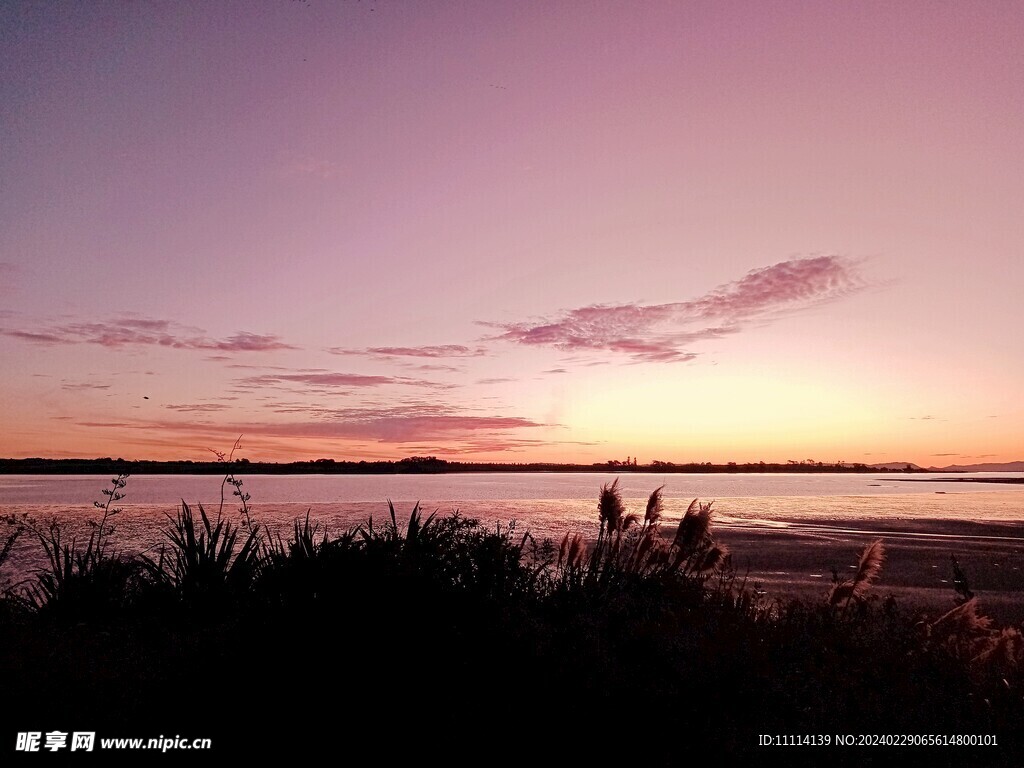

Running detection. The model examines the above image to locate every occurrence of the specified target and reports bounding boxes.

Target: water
[2,472,1023,586]
[3,470,1023,505]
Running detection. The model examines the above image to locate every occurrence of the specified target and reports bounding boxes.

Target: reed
[828,539,885,609]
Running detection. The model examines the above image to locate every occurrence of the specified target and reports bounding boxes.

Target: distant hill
[929,461,1024,472]
[868,460,1024,472]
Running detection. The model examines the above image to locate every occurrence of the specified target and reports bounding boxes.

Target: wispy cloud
[74,402,555,452]
[406,363,465,373]
[164,403,230,413]
[1,316,295,352]
[239,372,397,388]
[329,344,486,359]
[5,330,67,344]
[226,363,312,371]
[206,332,293,352]
[484,256,866,363]
[267,414,545,442]
[234,371,453,391]
[61,382,111,391]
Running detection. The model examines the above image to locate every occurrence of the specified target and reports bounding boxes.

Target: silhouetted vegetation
[0,455,917,475]
[1,474,1021,764]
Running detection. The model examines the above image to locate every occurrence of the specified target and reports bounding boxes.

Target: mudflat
[716,517,1024,624]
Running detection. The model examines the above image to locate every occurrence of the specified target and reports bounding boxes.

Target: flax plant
[18,474,139,617]
[142,500,263,606]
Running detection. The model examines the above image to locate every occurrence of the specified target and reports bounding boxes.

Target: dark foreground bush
[1,477,1022,765]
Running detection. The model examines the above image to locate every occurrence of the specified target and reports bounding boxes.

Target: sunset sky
[1,1,1022,465]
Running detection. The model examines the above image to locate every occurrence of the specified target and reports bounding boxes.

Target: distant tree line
[0,456,928,475]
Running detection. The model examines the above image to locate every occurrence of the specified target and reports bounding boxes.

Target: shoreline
[715,517,1024,624]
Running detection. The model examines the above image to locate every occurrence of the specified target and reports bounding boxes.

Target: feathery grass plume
[557,531,580,570]
[926,597,1004,670]
[629,506,663,571]
[672,499,713,558]
[645,485,665,524]
[972,627,1024,671]
[931,596,993,637]
[562,533,586,569]
[557,532,570,569]
[828,539,885,607]
[598,478,625,533]
[632,529,658,568]
[695,544,729,574]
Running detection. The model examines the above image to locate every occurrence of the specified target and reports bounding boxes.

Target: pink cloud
[329,344,486,358]
[486,256,865,363]
[61,382,112,391]
[406,363,465,373]
[279,414,544,442]
[208,332,294,352]
[687,256,862,319]
[74,405,554,451]
[164,403,230,413]
[226,364,307,371]
[239,372,397,388]
[114,318,173,331]
[236,370,456,392]
[5,330,69,344]
[1,316,295,352]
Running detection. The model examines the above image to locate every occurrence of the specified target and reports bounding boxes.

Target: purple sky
[1,1,1022,464]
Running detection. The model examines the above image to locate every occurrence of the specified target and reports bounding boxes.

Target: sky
[1,1,1022,465]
